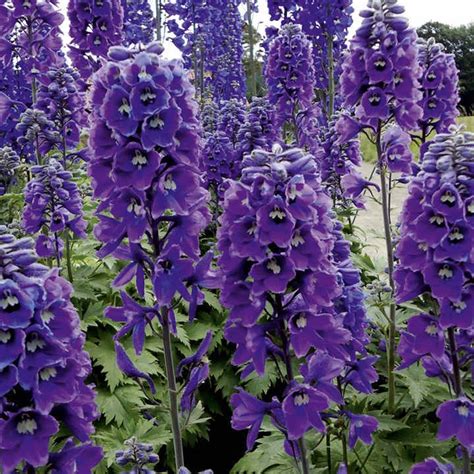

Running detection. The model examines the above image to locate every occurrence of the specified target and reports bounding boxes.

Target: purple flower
[0,410,58,470]
[231,388,277,451]
[405,314,445,358]
[410,458,454,474]
[347,413,378,449]
[282,384,329,440]
[437,398,474,449]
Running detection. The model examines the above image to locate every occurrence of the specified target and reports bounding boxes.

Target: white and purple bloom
[0,228,101,472]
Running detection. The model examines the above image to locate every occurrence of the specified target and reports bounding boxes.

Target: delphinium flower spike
[0,226,101,472]
[89,42,218,471]
[264,23,316,140]
[0,146,20,196]
[121,0,155,46]
[414,37,460,159]
[22,158,87,274]
[338,0,423,412]
[67,0,124,85]
[219,146,377,472]
[395,127,473,473]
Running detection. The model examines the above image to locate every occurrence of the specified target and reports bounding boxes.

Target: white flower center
[451,301,466,313]
[295,315,307,329]
[127,199,144,216]
[458,405,469,417]
[267,259,281,275]
[164,175,177,191]
[0,330,12,343]
[42,310,54,323]
[140,88,156,104]
[132,150,147,168]
[291,231,305,247]
[448,228,463,242]
[418,243,428,251]
[247,223,257,236]
[118,98,131,116]
[269,207,286,221]
[438,265,453,279]
[149,115,164,129]
[26,335,46,353]
[40,367,58,381]
[17,418,38,435]
[294,393,310,406]
[425,324,438,336]
[138,67,152,81]
[0,291,19,310]
[429,215,445,226]
[441,192,456,204]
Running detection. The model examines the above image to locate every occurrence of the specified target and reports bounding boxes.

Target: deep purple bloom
[282,385,329,440]
[437,398,474,449]
[347,413,378,449]
[410,458,454,474]
[0,410,58,470]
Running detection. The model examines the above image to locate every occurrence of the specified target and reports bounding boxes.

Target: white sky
[59,0,474,59]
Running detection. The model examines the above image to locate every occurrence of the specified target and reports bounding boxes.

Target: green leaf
[398,365,432,408]
[96,385,145,427]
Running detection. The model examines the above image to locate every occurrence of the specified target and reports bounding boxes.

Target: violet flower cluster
[67,0,124,83]
[293,0,354,93]
[237,97,278,158]
[22,158,86,261]
[121,0,155,46]
[265,23,316,132]
[395,127,474,459]
[36,66,86,164]
[0,226,101,472]
[415,37,460,159]
[115,437,159,472]
[0,0,65,84]
[218,146,377,460]
[338,0,423,139]
[88,42,216,412]
[165,0,246,101]
[0,146,20,196]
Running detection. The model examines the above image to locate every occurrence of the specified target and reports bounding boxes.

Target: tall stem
[327,34,335,120]
[155,0,162,42]
[326,434,332,474]
[376,124,396,413]
[64,230,74,283]
[276,296,310,474]
[447,328,471,474]
[246,0,257,97]
[161,307,185,472]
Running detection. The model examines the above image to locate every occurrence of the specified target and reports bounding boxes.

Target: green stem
[246,0,257,98]
[326,433,332,474]
[64,231,74,283]
[161,308,185,472]
[447,328,471,474]
[155,0,162,41]
[376,124,397,413]
[327,33,335,120]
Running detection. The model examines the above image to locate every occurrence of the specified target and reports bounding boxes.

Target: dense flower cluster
[205,0,246,101]
[23,159,86,260]
[115,437,159,472]
[293,0,354,93]
[217,99,246,148]
[0,226,101,472]
[89,42,215,411]
[0,146,20,195]
[165,0,246,101]
[219,146,377,459]
[0,0,64,151]
[416,37,460,159]
[265,24,316,131]
[395,127,474,453]
[68,0,124,83]
[202,131,237,189]
[266,0,295,21]
[121,0,155,46]
[237,97,278,157]
[36,66,86,163]
[201,101,220,134]
[0,0,65,82]
[339,0,422,137]
[15,108,59,160]
[316,118,366,205]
